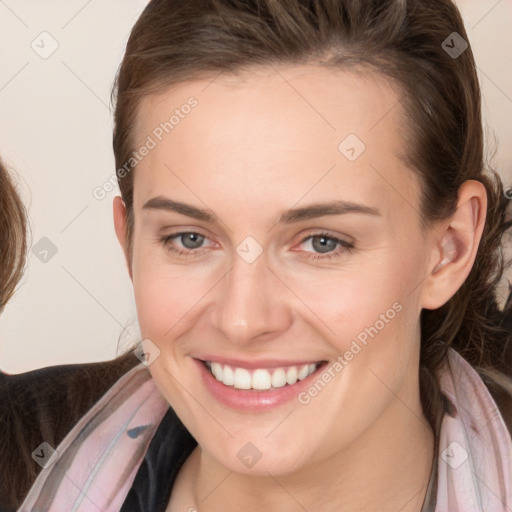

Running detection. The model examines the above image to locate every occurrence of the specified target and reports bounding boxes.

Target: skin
[113,64,487,511]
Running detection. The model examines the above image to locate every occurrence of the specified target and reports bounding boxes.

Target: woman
[0,158,26,313]
[14,0,512,510]
[0,160,140,511]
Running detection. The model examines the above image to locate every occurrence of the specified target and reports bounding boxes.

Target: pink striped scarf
[18,349,512,511]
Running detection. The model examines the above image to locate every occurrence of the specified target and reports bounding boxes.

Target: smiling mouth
[203,360,326,391]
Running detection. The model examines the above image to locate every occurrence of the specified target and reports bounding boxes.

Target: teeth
[223,365,234,386]
[234,368,252,389]
[207,361,319,390]
[252,369,272,390]
[297,364,310,380]
[271,368,287,388]
[211,362,223,381]
[286,366,298,385]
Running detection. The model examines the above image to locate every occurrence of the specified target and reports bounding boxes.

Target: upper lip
[195,356,326,370]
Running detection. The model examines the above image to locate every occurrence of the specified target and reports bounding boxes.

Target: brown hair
[0,158,27,310]
[0,352,140,510]
[0,163,142,509]
[111,0,512,465]
[3,1,511,509]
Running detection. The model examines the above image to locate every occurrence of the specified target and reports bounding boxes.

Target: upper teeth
[207,362,318,390]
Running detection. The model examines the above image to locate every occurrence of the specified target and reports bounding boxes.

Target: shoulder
[0,351,141,511]
[1,350,140,407]
[0,351,141,426]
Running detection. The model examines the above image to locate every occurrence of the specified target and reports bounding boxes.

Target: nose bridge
[211,249,289,342]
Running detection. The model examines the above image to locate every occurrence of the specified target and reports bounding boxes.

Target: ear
[421,180,487,310]
[113,196,133,281]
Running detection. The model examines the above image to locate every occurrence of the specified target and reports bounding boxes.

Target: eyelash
[158,231,354,261]
[301,232,355,261]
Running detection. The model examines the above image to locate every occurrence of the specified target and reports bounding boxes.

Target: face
[116,64,436,476]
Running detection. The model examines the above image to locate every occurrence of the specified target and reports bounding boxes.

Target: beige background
[0,0,511,373]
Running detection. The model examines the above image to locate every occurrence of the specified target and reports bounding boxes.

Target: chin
[201,435,311,476]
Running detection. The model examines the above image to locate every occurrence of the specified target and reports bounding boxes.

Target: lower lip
[194,359,326,411]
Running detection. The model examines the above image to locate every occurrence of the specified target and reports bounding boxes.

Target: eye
[158,230,354,261]
[175,232,205,249]
[159,231,214,257]
[297,232,354,261]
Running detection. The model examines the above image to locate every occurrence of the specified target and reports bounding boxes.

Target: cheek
[284,243,425,402]
[288,249,421,340]
[298,281,420,451]
[131,243,183,337]
[330,244,425,391]
[132,271,194,339]
[131,244,221,340]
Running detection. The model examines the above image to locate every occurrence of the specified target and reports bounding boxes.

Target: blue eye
[159,232,209,257]
[298,232,354,261]
[176,232,205,249]
[159,231,354,261]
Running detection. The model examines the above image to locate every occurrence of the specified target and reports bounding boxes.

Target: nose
[209,251,292,345]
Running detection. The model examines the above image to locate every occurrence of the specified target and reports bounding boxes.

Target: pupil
[182,233,204,249]
[312,236,335,254]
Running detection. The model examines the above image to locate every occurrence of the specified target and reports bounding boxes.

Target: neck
[170,390,435,512]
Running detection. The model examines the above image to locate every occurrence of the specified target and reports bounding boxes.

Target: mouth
[194,357,329,411]
[202,360,326,391]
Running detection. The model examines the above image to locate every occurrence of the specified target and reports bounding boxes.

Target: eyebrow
[142,196,381,224]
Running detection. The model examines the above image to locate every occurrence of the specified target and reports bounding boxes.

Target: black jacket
[0,353,196,512]
[2,352,511,511]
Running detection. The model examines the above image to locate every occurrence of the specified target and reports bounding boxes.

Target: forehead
[132,64,420,222]
[135,64,404,148]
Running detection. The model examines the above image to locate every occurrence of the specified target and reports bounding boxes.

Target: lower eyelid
[298,234,352,249]
[160,232,353,257]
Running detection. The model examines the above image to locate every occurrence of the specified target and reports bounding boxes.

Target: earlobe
[113,196,133,280]
[421,181,487,310]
